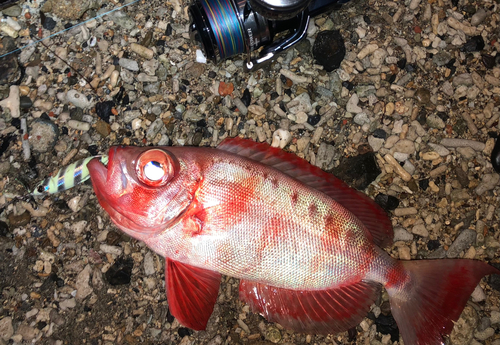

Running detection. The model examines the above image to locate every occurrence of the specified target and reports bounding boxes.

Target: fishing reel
[189,0,348,71]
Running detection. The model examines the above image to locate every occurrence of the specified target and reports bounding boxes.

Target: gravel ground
[1,0,500,343]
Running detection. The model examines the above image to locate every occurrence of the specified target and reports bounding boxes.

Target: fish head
[88,146,198,241]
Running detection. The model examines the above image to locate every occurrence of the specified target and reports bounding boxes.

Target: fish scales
[145,151,375,290]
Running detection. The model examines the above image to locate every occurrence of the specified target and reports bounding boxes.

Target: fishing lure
[32,155,108,196]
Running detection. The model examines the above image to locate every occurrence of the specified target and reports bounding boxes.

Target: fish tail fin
[386,259,499,345]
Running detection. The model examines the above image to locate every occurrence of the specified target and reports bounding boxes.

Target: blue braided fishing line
[200,0,245,59]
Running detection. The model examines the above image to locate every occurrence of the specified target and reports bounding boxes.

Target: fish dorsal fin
[239,279,380,334]
[165,258,221,330]
[218,137,393,248]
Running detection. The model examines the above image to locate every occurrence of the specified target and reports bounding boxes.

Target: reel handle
[245,10,310,71]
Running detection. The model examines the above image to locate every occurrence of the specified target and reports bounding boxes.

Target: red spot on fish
[291,192,299,205]
[269,176,279,189]
[308,203,318,218]
[38,28,42,38]
[23,133,29,140]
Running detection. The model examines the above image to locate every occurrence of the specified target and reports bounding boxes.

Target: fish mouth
[87,147,168,238]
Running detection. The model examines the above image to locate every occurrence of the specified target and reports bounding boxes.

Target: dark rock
[367,312,399,342]
[312,30,346,72]
[372,128,387,139]
[427,239,440,251]
[165,24,173,36]
[332,152,381,190]
[0,37,21,85]
[374,194,399,211]
[105,257,133,286]
[307,114,321,126]
[482,54,496,69]
[95,101,114,123]
[418,178,429,190]
[0,220,9,236]
[166,308,175,323]
[342,81,354,91]
[241,88,251,107]
[19,96,33,109]
[67,76,78,86]
[461,36,485,52]
[178,328,192,337]
[415,88,431,104]
[0,134,15,156]
[489,263,500,292]
[42,16,57,31]
[397,58,406,69]
[491,138,500,173]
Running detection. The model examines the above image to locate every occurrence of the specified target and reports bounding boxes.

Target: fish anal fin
[238,279,380,334]
[218,137,393,248]
[165,258,221,330]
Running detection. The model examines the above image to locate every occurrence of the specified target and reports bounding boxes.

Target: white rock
[271,129,292,149]
[67,90,92,109]
[59,298,76,310]
[144,252,156,276]
[100,244,123,256]
[346,93,362,113]
[75,265,93,300]
[471,285,486,302]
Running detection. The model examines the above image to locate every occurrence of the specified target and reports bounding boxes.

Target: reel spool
[190,0,344,71]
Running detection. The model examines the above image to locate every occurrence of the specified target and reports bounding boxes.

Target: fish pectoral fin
[239,279,380,334]
[165,258,221,331]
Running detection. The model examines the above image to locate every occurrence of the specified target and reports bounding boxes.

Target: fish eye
[136,149,178,187]
[144,161,165,181]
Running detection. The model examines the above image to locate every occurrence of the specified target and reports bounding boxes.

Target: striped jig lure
[32,155,108,196]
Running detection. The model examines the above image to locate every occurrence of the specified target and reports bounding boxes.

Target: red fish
[88,137,498,344]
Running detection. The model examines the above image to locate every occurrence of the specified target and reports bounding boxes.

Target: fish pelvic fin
[239,279,380,334]
[386,259,499,345]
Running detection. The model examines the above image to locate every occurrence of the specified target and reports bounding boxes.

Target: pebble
[144,252,156,276]
[0,85,20,118]
[346,93,362,113]
[0,316,14,341]
[392,139,415,155]
[119,58,139,71]
[67,90,92,108]
[426,114,445,129]
[471,285,486,303]
[59,298,77,310]
[75,265,93,300]
[474,174,500,195]
[29,118,59,153]
[67,119,91,131]
[474,327,495,341]
[412,223,429,237]
[447,229,476,258]
[393,227,414,242]
[428,143,450,156]
[394,207,418,216]
[440,138,486,151]
[384,154,412,181]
